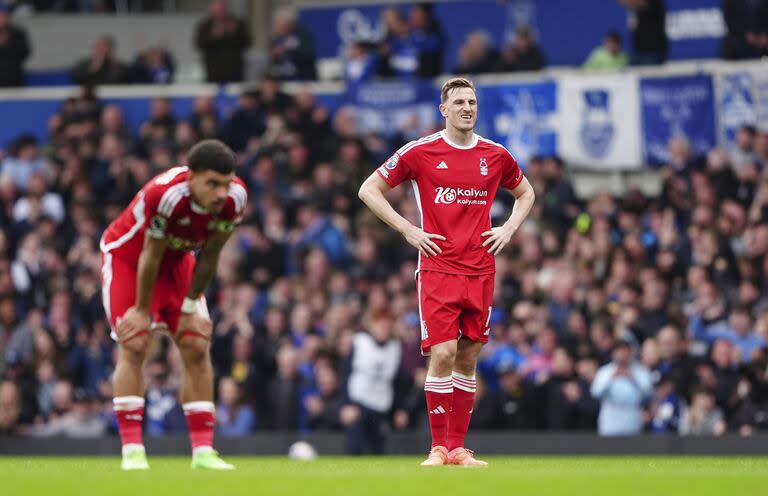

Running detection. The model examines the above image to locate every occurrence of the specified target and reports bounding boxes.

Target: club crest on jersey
[479,158,488,176]
[385,154,399,170]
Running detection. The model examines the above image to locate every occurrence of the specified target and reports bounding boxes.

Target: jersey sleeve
[215,179,248,233]
[500,148,524,190]
[376,150,417,188]
[143,183,172,240]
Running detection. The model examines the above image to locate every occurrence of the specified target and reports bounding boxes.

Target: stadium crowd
[1,75,768,444]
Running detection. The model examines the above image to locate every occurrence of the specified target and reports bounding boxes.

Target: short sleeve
[143,185,170,240]
[216,180,248,233]
[500,149,524,190]
[376,151,416,188]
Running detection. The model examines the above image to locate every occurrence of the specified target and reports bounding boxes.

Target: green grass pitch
[2,456,768,496]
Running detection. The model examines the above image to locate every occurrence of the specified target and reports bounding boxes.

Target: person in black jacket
[71,35,128,86]
[0,4,30,87]
[619,0,668,65]
[195,0,251,83]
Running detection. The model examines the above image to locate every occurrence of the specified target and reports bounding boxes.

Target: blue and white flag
[640,75,716,165]
[714,68,768,152]
[558,74,643,169]
[478,80,557,167]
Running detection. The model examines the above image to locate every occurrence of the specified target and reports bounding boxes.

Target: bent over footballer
[101,140,247,470]
[358,78,535,466]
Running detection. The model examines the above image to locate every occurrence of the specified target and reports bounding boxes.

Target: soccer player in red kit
[358,78,535,466]
[101,140,247,470]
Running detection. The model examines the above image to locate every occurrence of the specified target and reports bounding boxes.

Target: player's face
[188,169,234,214]
[440,87,477,133]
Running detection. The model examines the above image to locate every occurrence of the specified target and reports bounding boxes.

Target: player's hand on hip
[403,224,445,258]
[116,307,151,344]
[481,225,516,255]
[177,311,213,340]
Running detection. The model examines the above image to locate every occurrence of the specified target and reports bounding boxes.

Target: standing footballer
[358,78,535,466]
[101,139,247,470]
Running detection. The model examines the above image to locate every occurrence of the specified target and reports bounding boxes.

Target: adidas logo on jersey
[436,161,448,169]
[429,406,446,415]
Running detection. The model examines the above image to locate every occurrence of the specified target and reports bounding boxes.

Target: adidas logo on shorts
[429,406,446,415]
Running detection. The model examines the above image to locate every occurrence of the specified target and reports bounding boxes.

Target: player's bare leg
[113,333,151,470]
[175,324,234,470]
[447,339,487,467]
[421,340,457,466]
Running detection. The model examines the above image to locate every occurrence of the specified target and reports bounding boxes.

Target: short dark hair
[187,139,236,174]
[605,31,622,45]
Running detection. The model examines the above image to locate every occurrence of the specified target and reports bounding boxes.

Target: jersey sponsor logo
[147,215,168,239]
[209,219,236,232]
[436,161,448,169]
[434,187,488,205]
[178,217,191,225]
[479,157,488,176]
[385,153,400,170]
[167,234,205,251]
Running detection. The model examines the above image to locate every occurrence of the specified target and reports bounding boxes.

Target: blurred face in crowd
[612,344,632,367]
[729,310,753,336]
[369,314,394,343]
[0,11,9,30]
[604,36,621,55]
[711,340,732,369]
[218,377,240,407]
[210,0,229,19]
[657,326,681,361]
[440,86,477,134]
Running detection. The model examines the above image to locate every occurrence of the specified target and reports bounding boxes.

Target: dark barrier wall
[3,433,768,456]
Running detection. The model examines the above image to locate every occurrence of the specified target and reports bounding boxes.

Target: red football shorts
[417,270,494,355]
[101,251,199,341]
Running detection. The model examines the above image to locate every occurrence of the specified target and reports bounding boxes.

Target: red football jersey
[100,166,248,268]
[377,130,524,275]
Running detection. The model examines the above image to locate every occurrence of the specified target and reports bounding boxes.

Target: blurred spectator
[722,0,768,59]
[1,134,50,193]
[343,41,379,85]
[131,46,175,84]
[221,89,265,154]
[216,376,256,436]
[679,387,726,436]
[619,0,668,65]
[266,344,304,430]
[493,27,546,73]
[0,2,30,87]
[729,125,758,173]
[0,379,20,435]
[342,310,403,455]
[195,0,250,83]
[647,375,683,432]
[305,363,343,430]
[379,8,417,79]
[71,35,129,85]
[591,340,653,436]
[583,31,629,71]
[454,30,497,74]
[144,358,186,437]
[269,6,316,81]
[408,2,445,78]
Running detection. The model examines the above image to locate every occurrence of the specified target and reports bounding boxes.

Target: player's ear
[439,103,447,118]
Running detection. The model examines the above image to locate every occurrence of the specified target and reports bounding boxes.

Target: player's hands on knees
[177,312,213,340]
[402,224,446,258]
[116,307,151,344]
[481,224,516,255]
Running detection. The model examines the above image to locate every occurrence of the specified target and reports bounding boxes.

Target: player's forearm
[135,250,162,312]
[502,188,535,233]
[358,181,412,234]
[186,249,220,299]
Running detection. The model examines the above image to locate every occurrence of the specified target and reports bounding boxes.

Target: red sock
[447,372,476,451]
[183,401,215,453]
[114,396,145,449]
[424,376,452,448]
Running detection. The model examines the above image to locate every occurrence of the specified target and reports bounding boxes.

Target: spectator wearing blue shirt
[343,41,379,85]
[697,306,766,363]
[1,134,50,193]
[216,377,256,436]
[591,340,653,436]
[380,8,418,78]
[408,3,445,78]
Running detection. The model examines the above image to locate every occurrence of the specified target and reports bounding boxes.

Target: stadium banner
[298,0,719,71]
[640,75,717,165]
[713,67,768,152]
[557,73,643,169]
[476,80,558,167]
[342,80,438,139]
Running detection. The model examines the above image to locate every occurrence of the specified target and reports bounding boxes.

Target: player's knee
[431,344,457,368]
[176,334,210,364]
[119,332,151,360]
